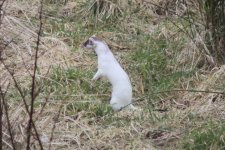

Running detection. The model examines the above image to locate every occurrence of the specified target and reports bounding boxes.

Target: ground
[0,0,225,149]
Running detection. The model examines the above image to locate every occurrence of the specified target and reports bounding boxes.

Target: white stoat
[82,36,134,111]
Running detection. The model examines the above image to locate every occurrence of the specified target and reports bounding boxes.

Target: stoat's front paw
[91,76,98,81]
[92,75,101,81]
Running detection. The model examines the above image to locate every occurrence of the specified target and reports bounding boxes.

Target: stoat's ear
[90,35,101,42]
[81,35,102,49]
[91,35,96,38]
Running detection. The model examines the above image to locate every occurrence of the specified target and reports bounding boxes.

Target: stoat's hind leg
[110,102,123,111]
[110,97,125,111]
[110,98,139,111]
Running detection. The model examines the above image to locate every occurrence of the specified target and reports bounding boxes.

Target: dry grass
[79,0,125,22]
[1,0,225,149]
[0,0,80,87]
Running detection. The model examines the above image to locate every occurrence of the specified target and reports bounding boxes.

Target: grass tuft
[183,122,225,150]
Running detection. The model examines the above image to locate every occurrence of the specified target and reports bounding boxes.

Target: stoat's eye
[88,39,93,45]
[82,36,100,48]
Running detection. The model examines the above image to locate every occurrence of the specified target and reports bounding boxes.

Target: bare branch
[1,60,43,150]
[48,104,63,150]
[26,0,44,149]
[155,89,225,95]
[0,84,16,150]
[0,92,2,150]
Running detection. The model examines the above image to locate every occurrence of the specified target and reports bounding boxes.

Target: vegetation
[0,0,225,149]
[183,121,225,150]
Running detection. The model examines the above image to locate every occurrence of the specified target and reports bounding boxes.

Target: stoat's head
[81,35,102,49]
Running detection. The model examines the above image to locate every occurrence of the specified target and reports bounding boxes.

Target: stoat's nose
[81,39,89,48]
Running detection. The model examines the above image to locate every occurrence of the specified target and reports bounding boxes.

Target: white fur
[83,36,133,111]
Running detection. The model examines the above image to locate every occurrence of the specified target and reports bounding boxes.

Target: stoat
[82,36,134,111]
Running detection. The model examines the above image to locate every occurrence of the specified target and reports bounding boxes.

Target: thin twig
[26,0,44,149]
[0,1,43,149]
[0,1,12,149]
[0,0,6,10]
[0,84,16,150]
[0,88,2,150]
[48,104,63,150]
[1,60,43,150]
[155,89,225,95]
[2,139,13,149]
[119,89,225,111]
[0,1,4,148]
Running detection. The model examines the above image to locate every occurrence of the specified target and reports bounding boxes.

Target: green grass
[66,102,113,117]
[127,33,195,103]
[43,67,111,100]
[183,121,225,150]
